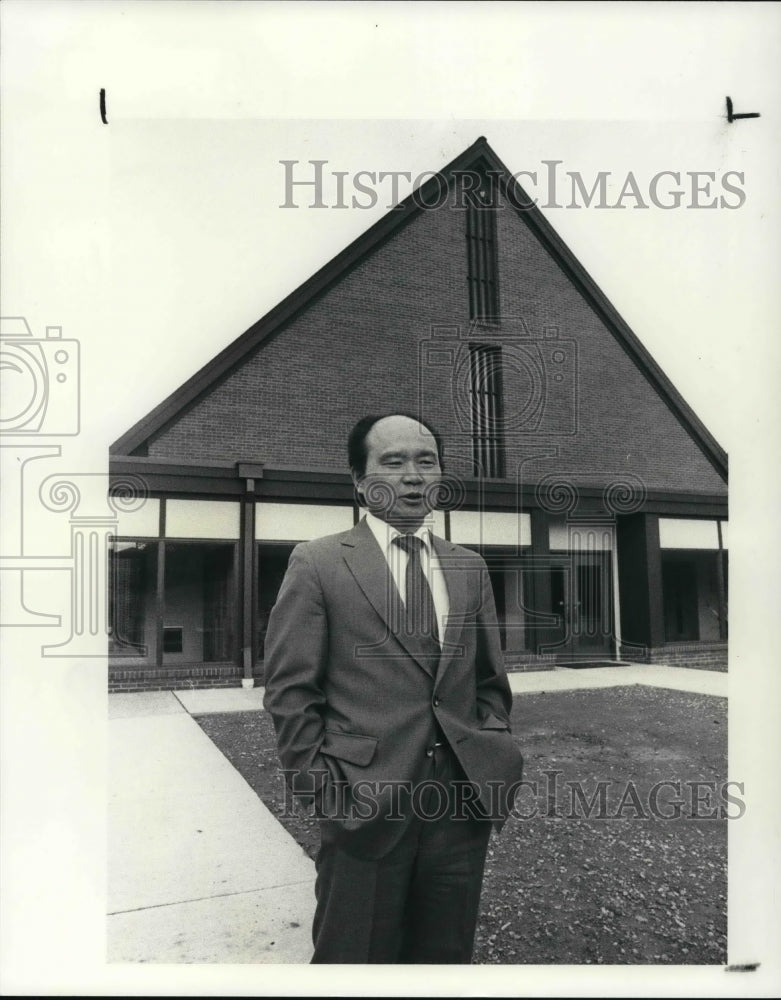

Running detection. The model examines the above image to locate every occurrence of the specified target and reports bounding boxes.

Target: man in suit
[263,413,524,963]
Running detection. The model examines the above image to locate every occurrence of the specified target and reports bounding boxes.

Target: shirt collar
[363,511,433,553]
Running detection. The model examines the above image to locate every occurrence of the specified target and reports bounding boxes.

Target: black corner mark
[100,88,108,125]
[726,96,760,123]
[725,962,760,972]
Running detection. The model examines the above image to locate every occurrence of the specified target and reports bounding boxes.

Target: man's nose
[401,464,424,480]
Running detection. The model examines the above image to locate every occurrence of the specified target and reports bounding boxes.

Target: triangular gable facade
[111,137,726,496]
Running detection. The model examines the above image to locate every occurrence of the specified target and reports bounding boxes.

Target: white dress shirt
[363,511,450,640]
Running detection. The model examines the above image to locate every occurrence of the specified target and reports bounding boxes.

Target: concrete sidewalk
[108,693,315,963]
[505,662,728,698]
[108,664,727,964]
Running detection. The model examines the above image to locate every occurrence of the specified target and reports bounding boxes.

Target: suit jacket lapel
[341,518,440,678]
[431,534,468,681]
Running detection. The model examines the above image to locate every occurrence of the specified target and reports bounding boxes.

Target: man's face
[353,416,442,532]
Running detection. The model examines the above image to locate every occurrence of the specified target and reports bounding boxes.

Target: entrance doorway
[548,552,614,661]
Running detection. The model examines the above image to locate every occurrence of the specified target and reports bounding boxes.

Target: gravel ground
[195,684,727,965]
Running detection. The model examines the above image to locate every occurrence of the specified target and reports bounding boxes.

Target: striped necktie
[392,534,440,652]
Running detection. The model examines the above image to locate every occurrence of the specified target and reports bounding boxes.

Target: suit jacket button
[433,696,440,707]
[426,748,434,757]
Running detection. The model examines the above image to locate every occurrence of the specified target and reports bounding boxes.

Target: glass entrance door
[549,552,613,661]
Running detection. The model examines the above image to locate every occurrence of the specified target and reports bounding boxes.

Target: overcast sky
[2,3,780,996]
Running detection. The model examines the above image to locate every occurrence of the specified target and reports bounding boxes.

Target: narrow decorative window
[469,343,505,478]
[466,184,500,321]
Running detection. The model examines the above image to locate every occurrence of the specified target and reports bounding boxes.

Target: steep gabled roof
[110,137,727,483]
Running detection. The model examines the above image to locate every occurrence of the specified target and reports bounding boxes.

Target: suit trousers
[310,741,493,964]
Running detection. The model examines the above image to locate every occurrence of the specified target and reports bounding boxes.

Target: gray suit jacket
[263,517,524,859]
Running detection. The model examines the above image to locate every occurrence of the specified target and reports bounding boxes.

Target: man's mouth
[401,492,424,503]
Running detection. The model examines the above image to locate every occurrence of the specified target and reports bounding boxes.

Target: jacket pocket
[480,714,510,731]
[320,729,378,767]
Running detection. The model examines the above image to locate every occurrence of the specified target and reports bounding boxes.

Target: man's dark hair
[347,413,445,477]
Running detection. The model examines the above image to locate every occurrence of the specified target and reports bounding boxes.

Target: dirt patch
[195,685,727,964]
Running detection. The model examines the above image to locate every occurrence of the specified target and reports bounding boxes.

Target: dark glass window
[109,529,239,669]
[466,185,499,321]
[661,549,726,643]
[469,343,505,478]
[108,539,157,662]
[163,542,237,663]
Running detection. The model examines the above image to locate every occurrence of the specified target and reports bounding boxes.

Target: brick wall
[503,651,558,673]
[109,642,726,690]
[147,190,726,497]
[620,641,727,672]
[109,663,242,692]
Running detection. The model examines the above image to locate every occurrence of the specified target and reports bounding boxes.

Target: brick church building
[108,137,728,692]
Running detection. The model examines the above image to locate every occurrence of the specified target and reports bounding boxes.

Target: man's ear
[350,467,364,499]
